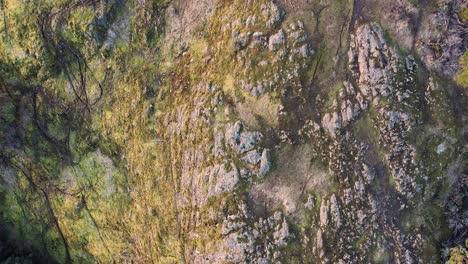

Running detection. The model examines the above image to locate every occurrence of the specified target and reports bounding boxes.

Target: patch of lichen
[1,144,132,262]
[276,234,303,263]
[1,0,102,86]
[447,242,468,264]
[0,95,136,262]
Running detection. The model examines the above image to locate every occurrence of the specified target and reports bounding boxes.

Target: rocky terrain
[0,0,467,263]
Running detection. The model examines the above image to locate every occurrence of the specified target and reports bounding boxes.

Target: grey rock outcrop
[225,121,263,154]
[347,22,421,199]
[268,29,286,51]
[349,22,400,104]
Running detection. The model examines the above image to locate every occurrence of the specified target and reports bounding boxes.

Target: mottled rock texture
[0,0,466,263]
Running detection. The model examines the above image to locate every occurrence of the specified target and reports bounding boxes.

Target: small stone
[299,44,309,57]
[258,149,271,177]
[436,142,446,154]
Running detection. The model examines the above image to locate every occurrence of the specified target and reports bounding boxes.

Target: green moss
[0,101,16,123]
[353,113,386,161]
[460,8,468,21]
[353,233,368,249]
[408,0,419,6]
[322,81,344,109]
[314,192,322,209]
[278,239,303,263]
[456,52,468,87]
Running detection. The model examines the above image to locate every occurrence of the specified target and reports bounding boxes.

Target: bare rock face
[165,0,216,44]
[321,111,341,137]
[217,206,292,263]
[348,22,421,199]
[209,163,239,197]
[349,22,400,104]
[242,149,261,165]
[322,81,364,138]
